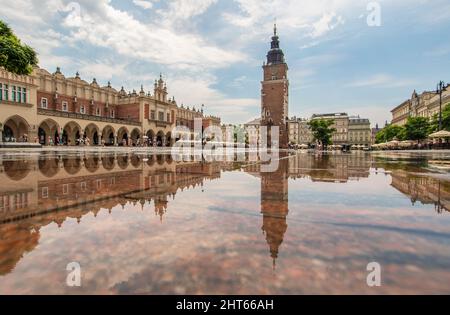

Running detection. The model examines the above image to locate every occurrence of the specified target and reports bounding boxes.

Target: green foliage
[377,117,432,143]
[430,103,450,132]
[0,19,38,75]
[404,117,430,141]
[375,124,405,143]
[308,119,336,146]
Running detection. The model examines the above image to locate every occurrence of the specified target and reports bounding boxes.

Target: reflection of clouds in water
[1,153,450,294]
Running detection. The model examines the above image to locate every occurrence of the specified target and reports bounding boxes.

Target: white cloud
[59,0,242,71]
[224,0,353,40]
[167,75,258,124]
[133,0,155,10]
[346,74,418,88]
[158,0,217,20]
[310,12,344,38]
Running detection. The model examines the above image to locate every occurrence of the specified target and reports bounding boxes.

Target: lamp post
[437,80,446,131]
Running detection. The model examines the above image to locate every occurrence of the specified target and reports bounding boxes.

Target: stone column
[0,128,3,144]
[114,134,118,146]
[29,129,38,144]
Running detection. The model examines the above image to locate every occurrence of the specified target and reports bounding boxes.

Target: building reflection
[260,156,289,269]
[390,169,450,213]
[247,153,372,267]
[2,152,448,277]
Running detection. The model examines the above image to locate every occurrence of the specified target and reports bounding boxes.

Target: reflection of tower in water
[260,156,289,269]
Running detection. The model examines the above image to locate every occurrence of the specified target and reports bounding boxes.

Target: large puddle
[1,151,450,294]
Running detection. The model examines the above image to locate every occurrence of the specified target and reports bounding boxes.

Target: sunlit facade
[0,67,220,147]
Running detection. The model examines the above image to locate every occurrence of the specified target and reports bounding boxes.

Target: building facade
[244,118,261,146]
[311,113,350,146]
[287,117,313,145]
[391,86,450,126]
[348,116,371,147]
[1,67,220,147]
[261,25,289,149]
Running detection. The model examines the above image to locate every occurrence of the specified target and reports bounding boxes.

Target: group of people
[28,134,171,147]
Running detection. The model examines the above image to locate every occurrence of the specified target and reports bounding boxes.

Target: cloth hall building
[0,67,220,147]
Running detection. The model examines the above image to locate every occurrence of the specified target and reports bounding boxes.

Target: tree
[404,117,430,141]
[430,103,450,133]
[0,20,38,75]
[308,119,336,147]
[375,124,405,143]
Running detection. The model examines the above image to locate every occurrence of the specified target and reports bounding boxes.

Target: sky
[1,0,449,126]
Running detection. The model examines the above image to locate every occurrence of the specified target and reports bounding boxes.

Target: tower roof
[267,23,285,65]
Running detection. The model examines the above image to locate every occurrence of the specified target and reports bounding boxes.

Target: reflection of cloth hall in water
[1,153,448,276]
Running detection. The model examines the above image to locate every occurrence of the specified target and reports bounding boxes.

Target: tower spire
[274,19,277,36]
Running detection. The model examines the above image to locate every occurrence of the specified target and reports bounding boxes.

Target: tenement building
[348,116,371,147]
[391,86,450,126]
[261,25,289,149]
[311,113,350,146]
[0,67,220,147]
[287,117,313,145]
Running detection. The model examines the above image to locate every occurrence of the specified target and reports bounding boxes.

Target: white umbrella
[429,130,450,138]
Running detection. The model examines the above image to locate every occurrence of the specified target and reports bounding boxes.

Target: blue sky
[1,0,450,126]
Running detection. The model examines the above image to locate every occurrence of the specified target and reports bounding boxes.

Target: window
[22,88,27,103]
[80,105,85,114]
[63,184,69,195]
[110,109,115,118]
[158,111,164,121]
[62,101,68,112]
[41,98,48,109]
[12,86,16,102]
[42,187,48,199]
[96,107,101,116]
[150,110,155,120]
[17,87,22,103]
[80,182,86,191]
[167,113,170,122]
[4,84,8,101]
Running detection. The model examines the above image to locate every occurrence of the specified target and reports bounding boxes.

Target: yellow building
[391,87,450,126]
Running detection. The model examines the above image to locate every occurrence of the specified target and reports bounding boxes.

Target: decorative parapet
[37,108,141,126]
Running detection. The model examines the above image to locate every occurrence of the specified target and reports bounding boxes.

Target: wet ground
[0,151,450,294]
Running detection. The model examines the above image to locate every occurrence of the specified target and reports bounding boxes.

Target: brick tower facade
[261,24,289,149]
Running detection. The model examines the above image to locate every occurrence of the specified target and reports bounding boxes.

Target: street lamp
[437,80,446,131]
